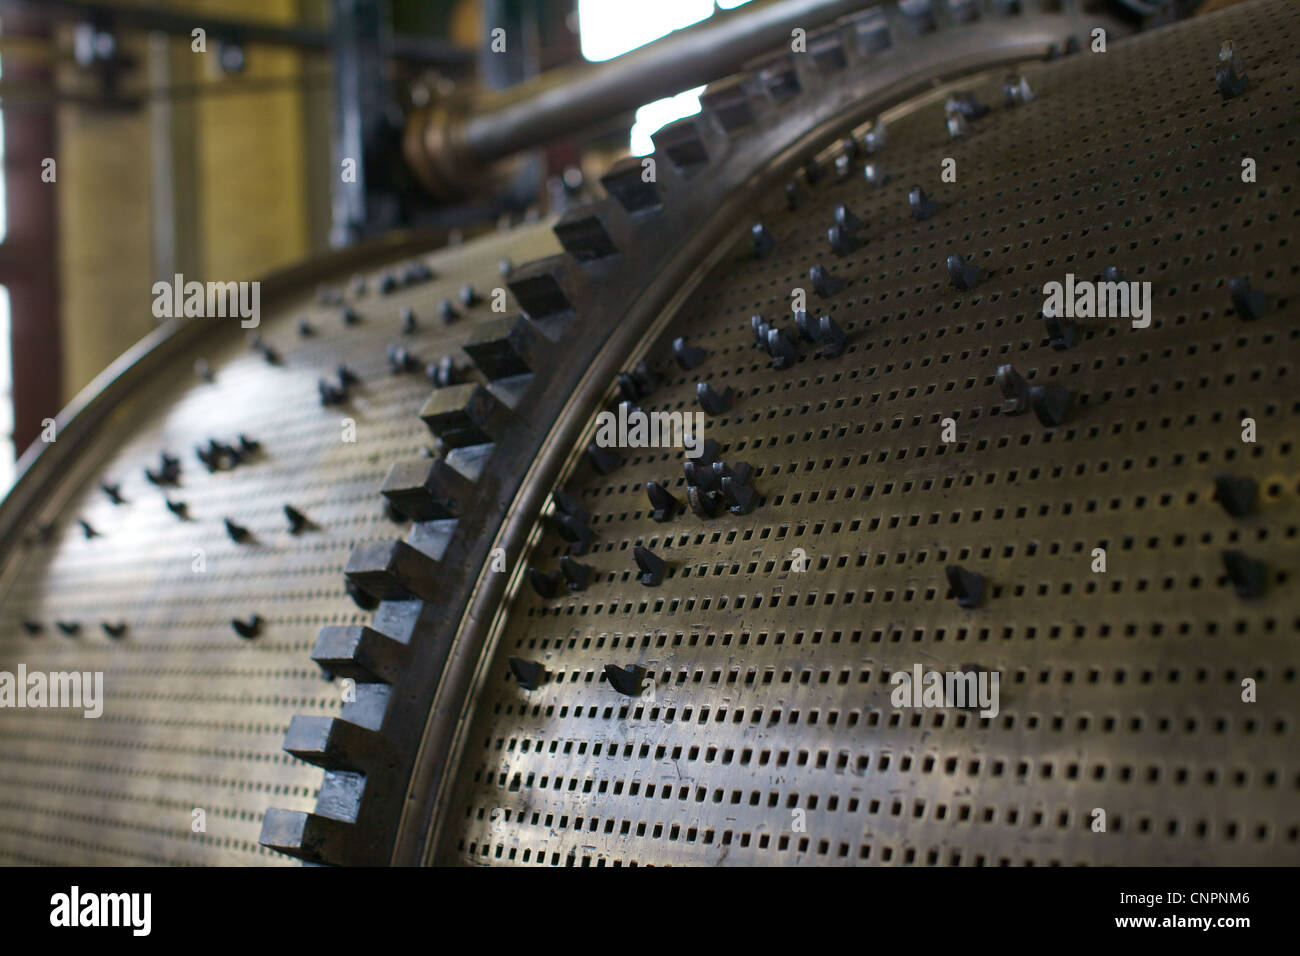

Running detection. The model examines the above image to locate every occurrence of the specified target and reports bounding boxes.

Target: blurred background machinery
[0,0,1294,866]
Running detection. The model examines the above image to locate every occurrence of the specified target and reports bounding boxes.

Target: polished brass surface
[441,1,1300,865]
[0,226,557,864]
[0,0,1295,868]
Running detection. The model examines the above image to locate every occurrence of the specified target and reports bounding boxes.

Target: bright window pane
[579,0,753,154]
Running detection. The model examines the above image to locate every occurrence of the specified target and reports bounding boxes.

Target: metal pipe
[405,0,874,196]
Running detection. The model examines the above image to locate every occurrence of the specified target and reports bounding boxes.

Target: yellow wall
[56,0,314,403]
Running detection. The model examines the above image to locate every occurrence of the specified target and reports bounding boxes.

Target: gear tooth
[897,0,937,36]
[599,153,662,214]
[948,0,981,25]
[283,715,391,773]
[699,74,759,134]
[259,808,357,866]
[312,625,406,684]
[381,457,474,522]
[806,24,850,73]
[651,116,711,179]
[747,51,801,104]
[553,200,622,263]
[344,540,438,602]
[846,6,893,54]
[419,383,511,448]
[505,253,585,337]
[461,315,544,383]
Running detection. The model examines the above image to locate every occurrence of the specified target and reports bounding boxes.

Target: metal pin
[1222,550,1266,598]
[554,512,593,556]
[751,222,775,257]
[673,336,707,370]
[231,615,263,639]
[78,519,98,539]
[225,518,251,543]
[996,364,1030,415]
[687,485,723,519]
[1215,40,1248,98]
[426,355,456,388]
[559,554,592,591]
[1004,74,1034,107]
[828,224,857,256]
[528,567,563,599]
[388,344,419,374]
[794,311,818,342]
[1028,384,1071,427]
[400,307,417,334]
[945,92,988,120]
[284,505,312,534]
[945,565,983,608]
[945,107,969,139]
[834,205,863,235]
[863,122,886,154]
[834,153,853,183]
[586,443,621,475]
[318,379,346,407]
[767,327,798,369]
[1212,474,1257,517]
[604,663,645,696]
[722,475,756,515]
[1044,312,1079,350]
[697,381,735,416]
[909,186,940,220]
[947,254,981,290]
[809,264,843,299]
[102,621,127,639]
[508,657,545,690]
[634,545,665,586]
[1228,277,1269,320]
[646,481,681,522]
[818,315,847,358]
